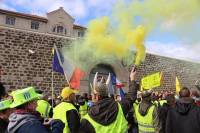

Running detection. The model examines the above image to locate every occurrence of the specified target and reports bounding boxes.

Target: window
[78,31,84,37]
[53,27,56,32]
[31,21,39,30]
[6,16,15,25]
[52,25,67,34]
[57,26,63,33]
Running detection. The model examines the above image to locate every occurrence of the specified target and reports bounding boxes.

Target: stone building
[0,7,86,38]
[0,8,200,95]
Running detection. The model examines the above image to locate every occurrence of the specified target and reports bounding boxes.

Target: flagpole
[51,46,54,107]
[51,69,54,107]
[64,72,71,87]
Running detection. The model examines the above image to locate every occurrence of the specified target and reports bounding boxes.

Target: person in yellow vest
[134,90,162,133]
[79,67,139,133]
[36,99,52,118]
[78,96,88,118]
[35,89,53,118]
[7,87,64,133]
[53,87,80,133]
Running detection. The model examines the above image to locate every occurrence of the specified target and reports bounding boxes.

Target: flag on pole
[53,45,75,79]
[70,68,85,89]
[116,78,125,88]
[111,74,125,100]
[52,46,65,74]
[111,73,125,89]
[52,45,84,89]
[176,76,181,94]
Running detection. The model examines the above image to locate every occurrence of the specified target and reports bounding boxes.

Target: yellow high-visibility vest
[83,103,128,133]
[79,101,88,118]
[159,100,167,106]
[53,102,78,133]
[36,100,51,118]
[135,104,155,133]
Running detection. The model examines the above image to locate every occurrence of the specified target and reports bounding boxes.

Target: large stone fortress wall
[1,28,200,94]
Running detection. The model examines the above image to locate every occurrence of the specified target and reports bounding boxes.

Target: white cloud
[146,41,200,63]
[1,0,116,21]
[2,0,88,18]
[63,0,87,18]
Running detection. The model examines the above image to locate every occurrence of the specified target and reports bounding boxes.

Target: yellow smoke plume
[83,15,147,66]
[63,0,200,70]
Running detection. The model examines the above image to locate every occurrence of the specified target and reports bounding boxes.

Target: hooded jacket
[7,112,64,133]
[166,97,200,133]
[79,98,119,133]
[79,80,138,133]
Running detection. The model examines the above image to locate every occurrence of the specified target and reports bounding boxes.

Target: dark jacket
[0,118,8,133]
[159,103,173,133]
[7,112,64,133]
[166,97,200,133]
[66,109,80,133]
[79,81,138,133]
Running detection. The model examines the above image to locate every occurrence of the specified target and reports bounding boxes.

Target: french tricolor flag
[111,73,125,88]
[52,45,84,89]
[111,74,125,101]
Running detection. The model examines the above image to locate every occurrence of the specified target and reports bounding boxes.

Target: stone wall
[0,28,69,95]
[136,53,200,92]
[0,28,200,95]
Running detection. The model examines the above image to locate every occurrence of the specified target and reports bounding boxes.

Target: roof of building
[0,8,48,23]
[73,24,87,30]
[0,8,87,30]
[47,7,75,21]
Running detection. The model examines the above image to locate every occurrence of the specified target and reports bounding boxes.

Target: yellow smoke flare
[63,0,200,70]
[133,26,146,66]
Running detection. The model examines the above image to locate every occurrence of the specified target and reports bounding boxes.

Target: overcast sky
[0,0,199,63]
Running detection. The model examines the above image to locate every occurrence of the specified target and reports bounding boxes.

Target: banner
[176,76,181,94]
[141,72,162,90]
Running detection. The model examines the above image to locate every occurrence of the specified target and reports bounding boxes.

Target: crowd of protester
[1,67,200,133]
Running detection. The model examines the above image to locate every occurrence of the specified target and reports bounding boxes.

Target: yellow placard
[141,72,162,90]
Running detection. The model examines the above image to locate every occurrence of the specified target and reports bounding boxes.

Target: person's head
[115,95,121,101]
[0,99,14,121]
[36,89,49,101]
[82,93,89,102]
[166,94,175,106]
[93,83,109,102]
[92,72,110,102]
[179,87,190,98]
[151,92,158,101]
[142,90,152,102]
[16,100,37,112]
[9,87,41,112]
[61,87,77,103]
[77,96,85,105]
[191,89,199,98]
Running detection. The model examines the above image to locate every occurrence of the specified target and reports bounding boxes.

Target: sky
[0,0,200,63]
